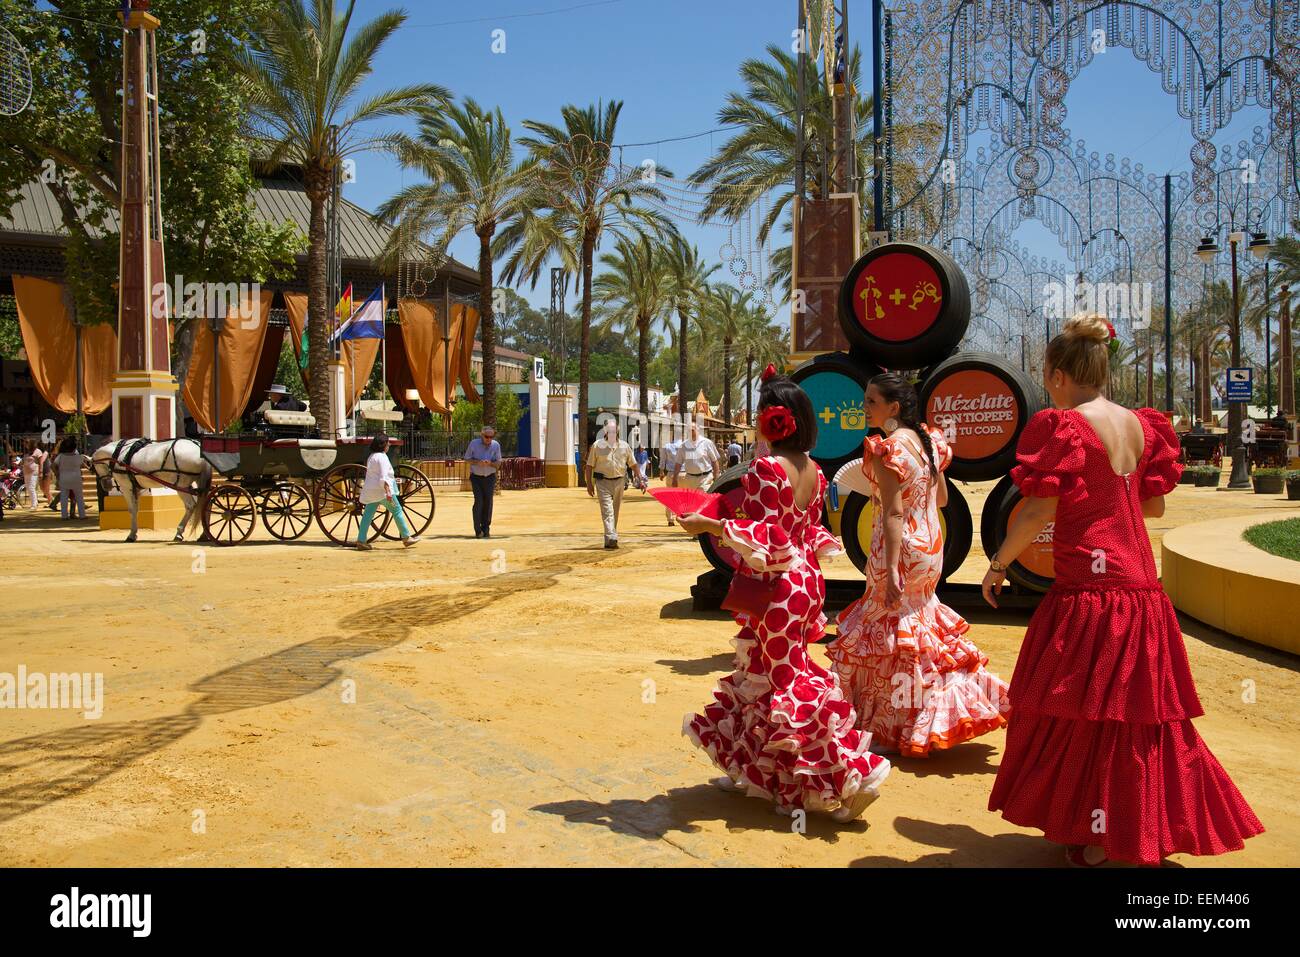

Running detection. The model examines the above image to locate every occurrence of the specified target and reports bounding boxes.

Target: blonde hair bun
[1062,312,1110,343]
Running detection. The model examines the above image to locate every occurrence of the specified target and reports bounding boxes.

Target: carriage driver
[267,384,307,413]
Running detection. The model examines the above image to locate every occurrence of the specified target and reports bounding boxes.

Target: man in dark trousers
[464,424,502,538]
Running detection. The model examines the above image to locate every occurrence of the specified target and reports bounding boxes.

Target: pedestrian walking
[464,424,502,538]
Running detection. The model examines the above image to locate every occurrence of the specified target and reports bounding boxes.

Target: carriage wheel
[375,464,436,540]
[260,482,313,541]
[314,463,381,545]
[203,485,256,545]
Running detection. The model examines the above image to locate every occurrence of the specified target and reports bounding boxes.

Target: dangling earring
[883,417,899,433]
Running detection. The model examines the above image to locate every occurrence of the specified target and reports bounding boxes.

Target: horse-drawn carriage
[1179,430,1224,468]
[94,410,435,545]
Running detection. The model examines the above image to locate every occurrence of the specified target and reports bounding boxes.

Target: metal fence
[0,431,113,455]
[396,428,519,461]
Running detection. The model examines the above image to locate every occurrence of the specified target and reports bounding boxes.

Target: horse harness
[105,438,204,495]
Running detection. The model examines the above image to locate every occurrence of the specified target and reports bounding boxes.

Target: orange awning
[12,275,117,415]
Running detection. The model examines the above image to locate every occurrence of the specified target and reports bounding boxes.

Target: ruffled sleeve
[1135,408,1183,500]
[1010,409,1086,498]
[865,434,909,483]
[928,426,953,473]
[720,458,798,573]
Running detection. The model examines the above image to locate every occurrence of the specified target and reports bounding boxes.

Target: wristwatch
[989,558,1007,574]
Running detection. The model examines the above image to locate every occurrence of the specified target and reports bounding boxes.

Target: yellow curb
[1163,513,1300,654]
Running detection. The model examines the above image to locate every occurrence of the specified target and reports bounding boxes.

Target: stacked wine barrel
[700,241,1055,595]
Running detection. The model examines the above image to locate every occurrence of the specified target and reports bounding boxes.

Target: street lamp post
[1226,232,1251,489]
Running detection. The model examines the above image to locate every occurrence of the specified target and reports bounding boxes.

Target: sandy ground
[0,472,1297,868]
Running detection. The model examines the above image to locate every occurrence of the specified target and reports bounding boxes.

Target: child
[353,433,420,550]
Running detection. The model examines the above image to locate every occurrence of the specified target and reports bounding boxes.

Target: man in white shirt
[586,420,645,549]
[671,423,720,492]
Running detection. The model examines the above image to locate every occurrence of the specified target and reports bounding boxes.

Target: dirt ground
[1,472,1297,867]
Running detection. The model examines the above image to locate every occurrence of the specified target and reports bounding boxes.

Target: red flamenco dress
[987,408,1264,864]
[830,429,1010,756]
[684,456,891,812]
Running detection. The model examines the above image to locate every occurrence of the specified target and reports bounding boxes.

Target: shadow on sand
[0,545,634,824]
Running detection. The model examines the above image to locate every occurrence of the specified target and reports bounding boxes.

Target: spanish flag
[298,283,353,370]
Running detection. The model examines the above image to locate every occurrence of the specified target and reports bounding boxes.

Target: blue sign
[1225,367,1253,402]
[798,370,869,460]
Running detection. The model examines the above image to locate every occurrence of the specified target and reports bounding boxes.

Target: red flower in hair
[1104,320,1117,339]
[760,362,778,382]
[758,404,797,442]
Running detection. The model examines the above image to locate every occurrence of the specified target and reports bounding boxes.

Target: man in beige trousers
[586,420,645,549]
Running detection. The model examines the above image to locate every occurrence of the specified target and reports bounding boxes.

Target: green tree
[735,306,787,423]
[377,97,542,428]
[661,237,718,425]
[592,232,675,420]
[497,101,672,473]
[493,287,553,356]
[236,0,446,424]
[690,24,938,298]
[696,284,752,426]
[0,0,303,429]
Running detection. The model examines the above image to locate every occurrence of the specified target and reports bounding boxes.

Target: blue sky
[342,0,1274,315]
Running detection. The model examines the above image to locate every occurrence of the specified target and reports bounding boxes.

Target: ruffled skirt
[830,592,1010,756]
[684,625,890,811]
[988,585,1264,864]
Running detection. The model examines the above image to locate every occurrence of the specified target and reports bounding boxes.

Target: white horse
[91,438,213,542]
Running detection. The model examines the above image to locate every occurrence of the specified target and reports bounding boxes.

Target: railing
[397,428,519,460]
[402,456,545,490]
[499,457,545,490]
[406,458,470,487]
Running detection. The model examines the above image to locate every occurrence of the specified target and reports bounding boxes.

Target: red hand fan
[648,486,726,518]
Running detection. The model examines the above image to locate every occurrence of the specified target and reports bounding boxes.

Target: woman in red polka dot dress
[829,373,1010,757]
[676,368,890,823]
[982,316,1263,866]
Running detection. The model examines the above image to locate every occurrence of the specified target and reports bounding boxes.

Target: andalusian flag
[299,283,353,370]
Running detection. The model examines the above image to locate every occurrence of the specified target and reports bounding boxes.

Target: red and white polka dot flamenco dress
[683,456,890,813]
[829,428,1010,756]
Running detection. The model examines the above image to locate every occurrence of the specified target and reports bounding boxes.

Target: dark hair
[369,433,390,454]
[59,436,76,454]
[868,372,936,478]
[756,375,817,453]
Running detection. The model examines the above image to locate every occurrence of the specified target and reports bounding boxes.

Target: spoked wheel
[260,482,312,541]
[376,464,436,540]
[203,485,256,545]
[314,463,380,545]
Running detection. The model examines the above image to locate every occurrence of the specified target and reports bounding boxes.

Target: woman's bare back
[1073,397,1145,475]
[771,452,819,511]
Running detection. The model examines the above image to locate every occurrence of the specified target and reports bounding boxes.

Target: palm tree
[497,101,672,469]
[1181,280,1234,421]
[661,238,718,425]
[696,284,753,428]
[690,33,940,298]
[591,233,674,421]
[236,0,447,422]
[376,98,541,427]
[735,307,788,424]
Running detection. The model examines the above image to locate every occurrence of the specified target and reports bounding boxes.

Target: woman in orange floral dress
[829,373,1010,756]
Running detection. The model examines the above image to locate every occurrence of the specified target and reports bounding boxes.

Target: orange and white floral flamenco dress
[828,428,1010,756]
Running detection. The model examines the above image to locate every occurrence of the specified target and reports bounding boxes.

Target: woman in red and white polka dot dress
[676,369,890,823]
